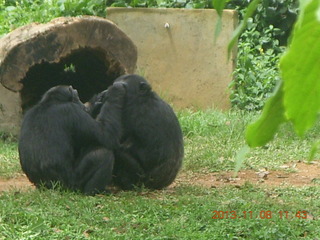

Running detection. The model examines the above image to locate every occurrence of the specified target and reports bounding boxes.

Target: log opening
[20,47,125,112]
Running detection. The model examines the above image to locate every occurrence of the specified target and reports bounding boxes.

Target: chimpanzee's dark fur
[89,75,184,190]
[19,85,125,195]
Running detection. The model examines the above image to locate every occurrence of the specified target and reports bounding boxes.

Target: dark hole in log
[20,47,125,113]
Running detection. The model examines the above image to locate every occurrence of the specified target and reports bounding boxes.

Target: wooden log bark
[0,16,137,92]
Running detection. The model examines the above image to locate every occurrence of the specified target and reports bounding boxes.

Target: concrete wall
[107,8,237,109]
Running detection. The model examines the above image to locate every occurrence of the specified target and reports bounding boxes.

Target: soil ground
[0,162,319,193]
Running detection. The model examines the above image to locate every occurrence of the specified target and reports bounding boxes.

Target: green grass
[0,138,21,179]
[1,110,320,239]
[0,184,319,239]
[179,109,320,173]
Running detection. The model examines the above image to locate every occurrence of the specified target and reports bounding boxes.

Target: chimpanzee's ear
[139,82,151,95]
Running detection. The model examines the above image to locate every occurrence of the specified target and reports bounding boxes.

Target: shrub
[227,0,298,111]
[230,24,284,111]
[0,0,107,37]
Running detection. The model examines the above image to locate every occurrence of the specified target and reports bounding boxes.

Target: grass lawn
[1,109,320,239]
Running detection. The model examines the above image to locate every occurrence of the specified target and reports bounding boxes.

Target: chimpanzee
[89,74,184,190]
[85,89,108,119]
[18,84,125,195]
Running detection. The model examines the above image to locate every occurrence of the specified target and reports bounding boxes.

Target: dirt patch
[0,175,34,192]
[173,162,320,189]
[0,162,319,193]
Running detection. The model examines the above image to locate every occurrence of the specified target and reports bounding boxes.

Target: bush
[230,24,284,111]
[0,0,107,37]
[227,0,298,111]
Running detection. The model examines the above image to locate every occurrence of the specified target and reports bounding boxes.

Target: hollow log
[0,16,137,134]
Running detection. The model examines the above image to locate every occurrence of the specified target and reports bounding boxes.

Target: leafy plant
[225,0,298,111]
[246,0,320,146]
[0,0,107,37]
[230,24,283,111]
[226,0,299,46]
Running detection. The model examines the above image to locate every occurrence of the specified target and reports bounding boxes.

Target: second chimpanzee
[89,75,184,190]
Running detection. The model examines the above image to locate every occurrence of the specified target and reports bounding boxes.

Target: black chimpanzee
[88,74,184,190]
[18,84,125,195]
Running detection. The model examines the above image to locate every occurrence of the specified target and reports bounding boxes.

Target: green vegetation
[0,141,20,178]
[244,0,320,147]
[179,109,320,172]
[1,184,320,239]
[227,0,298,111]
[0,0,106,37]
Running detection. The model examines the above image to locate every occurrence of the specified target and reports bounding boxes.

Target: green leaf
[280,0,320,136]
[227,0,261,58]
[214,17,222,42]
[245,82,287,147]
[233,145,250,177]
[212,0,228,41]
[193,2,206,9]
[308,140,320,163]
[212,0,228,16]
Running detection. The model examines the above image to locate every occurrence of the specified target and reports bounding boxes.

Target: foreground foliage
[246,0,320,146]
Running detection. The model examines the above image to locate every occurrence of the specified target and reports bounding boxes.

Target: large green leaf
[212,0,228,16]
[233,145,250,176]
[245,0,320,147]
[245,82,286,147]
[281,0,320,136]
[227,0,261,58]
[212,0,230,41]
[213,0,260,54]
